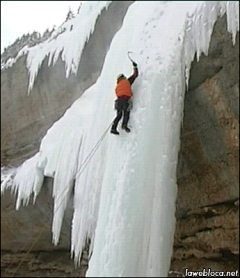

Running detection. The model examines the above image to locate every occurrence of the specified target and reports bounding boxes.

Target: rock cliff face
[170,14,239,276]
[1,1,134,167]
[1,6,239,278]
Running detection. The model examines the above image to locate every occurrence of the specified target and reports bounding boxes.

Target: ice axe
[127,51,137,65]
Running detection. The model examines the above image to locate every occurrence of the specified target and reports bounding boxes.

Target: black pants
[112,98,130,130]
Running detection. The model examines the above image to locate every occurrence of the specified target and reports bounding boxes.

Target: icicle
[226,1,239,45]
[33,157,47,203]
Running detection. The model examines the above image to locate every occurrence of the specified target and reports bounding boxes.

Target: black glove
[132,61,137,67]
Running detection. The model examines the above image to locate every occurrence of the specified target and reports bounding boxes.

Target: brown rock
[172,14,239,276]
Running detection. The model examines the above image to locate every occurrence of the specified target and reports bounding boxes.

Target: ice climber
[110,61,138,135]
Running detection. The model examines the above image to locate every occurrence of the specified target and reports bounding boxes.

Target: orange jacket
[115,78,132,98]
